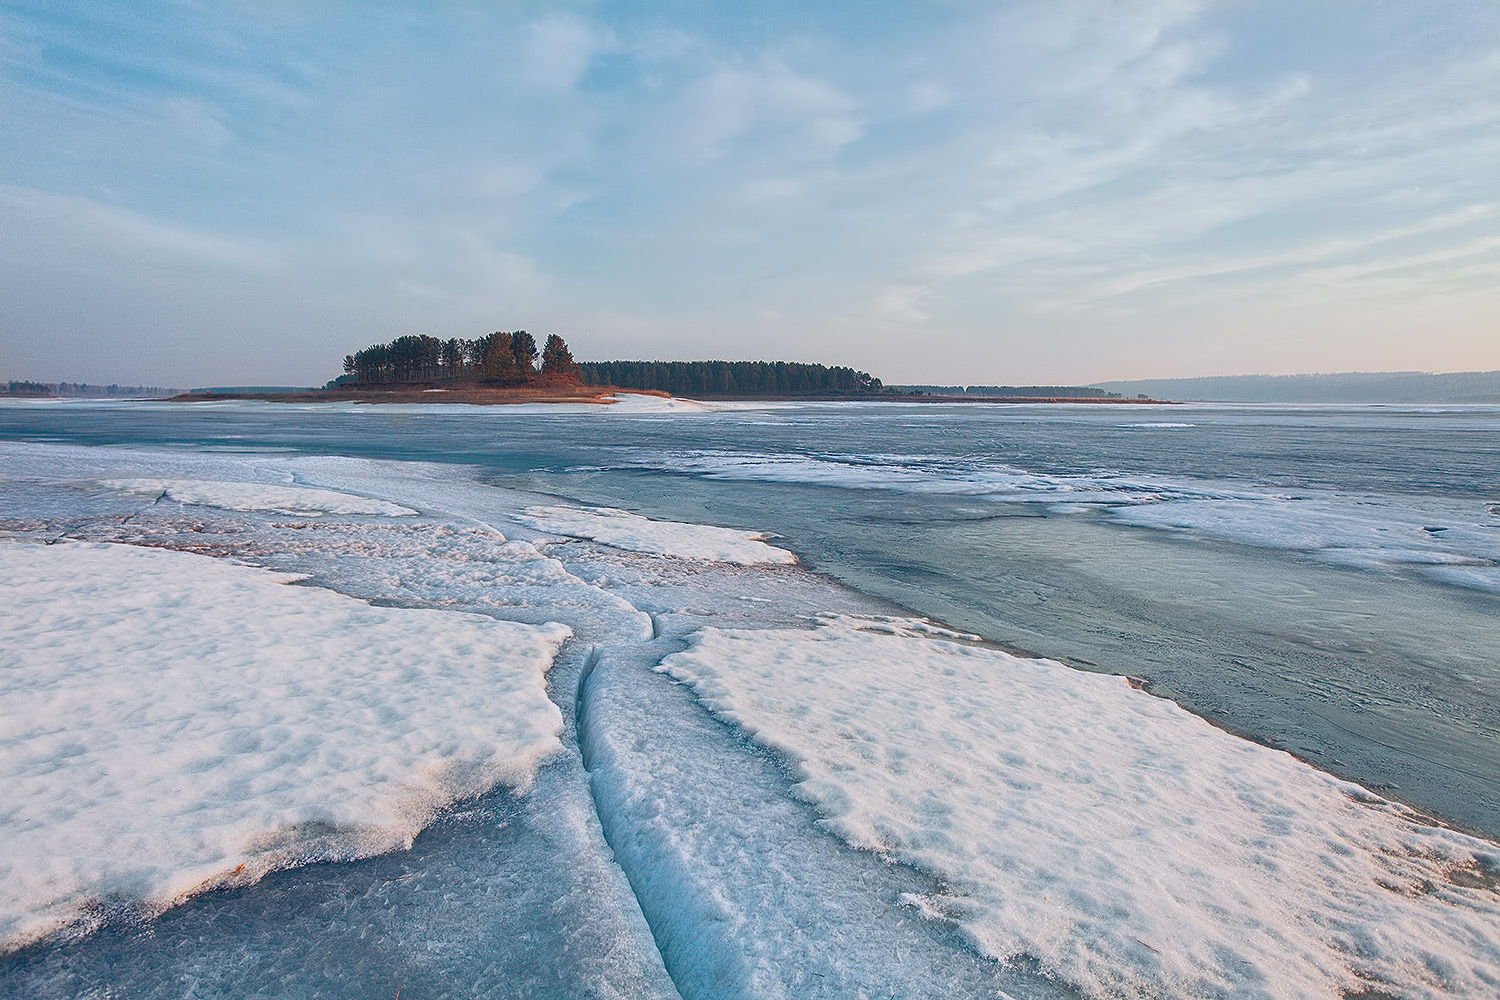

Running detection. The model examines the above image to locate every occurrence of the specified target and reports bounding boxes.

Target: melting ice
[1,435,1498,999]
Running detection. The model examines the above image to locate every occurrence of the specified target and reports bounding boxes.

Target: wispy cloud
[0,184,279,269]
[522,15,613,91]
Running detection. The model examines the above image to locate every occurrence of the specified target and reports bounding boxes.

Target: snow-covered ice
[658,616,1500,1000]
[514,504,797,565]
[5,431,1499,999]
[103,478,418,516]
[600,392,715,413]
[0,541,567,953]
[580,643,1063,1000]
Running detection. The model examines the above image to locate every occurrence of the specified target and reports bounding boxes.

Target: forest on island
[574,360,883,395]
[341,332,573,384]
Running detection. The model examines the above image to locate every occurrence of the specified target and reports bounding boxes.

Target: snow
[658,616,1500,1000]
[0,540,568,953]
[103,478,418,516]
[580,644,1051,999]
[513,504,797,565]
[601,392,715,413]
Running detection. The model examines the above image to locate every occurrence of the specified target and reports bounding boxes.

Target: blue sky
[2,1,1497,386]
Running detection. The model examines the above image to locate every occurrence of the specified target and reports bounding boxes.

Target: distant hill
[890,384,1120,398]
[1095,371,1500,404]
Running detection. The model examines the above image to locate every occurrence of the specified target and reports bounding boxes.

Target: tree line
[574,360,884,396]
[3,381,179,398]
[341,332,574,384]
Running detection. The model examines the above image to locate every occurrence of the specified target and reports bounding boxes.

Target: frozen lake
[1,397,1497,998]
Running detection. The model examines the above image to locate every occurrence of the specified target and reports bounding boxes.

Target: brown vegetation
[171,374,665,406]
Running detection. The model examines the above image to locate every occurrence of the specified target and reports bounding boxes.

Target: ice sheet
[658,616,1500,1000]
[610,448,1256,501]
[1112,495,1500,591]
[7,435,1498,996]
[513,504,797,565]
[0,541,568,953]
[102,478,418,516]
[615,449,1499,590]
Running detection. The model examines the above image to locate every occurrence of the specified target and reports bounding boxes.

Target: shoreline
[167,383,645,406]
[160,387,1177,406]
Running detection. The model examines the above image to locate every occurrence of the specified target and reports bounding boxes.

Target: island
[166,330,1169,404]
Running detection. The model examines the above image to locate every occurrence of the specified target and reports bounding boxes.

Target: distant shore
[857,394,1177,405]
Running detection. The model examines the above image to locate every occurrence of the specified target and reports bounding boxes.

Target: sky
[1,1,1498,388]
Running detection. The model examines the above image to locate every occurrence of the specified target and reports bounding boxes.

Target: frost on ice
[514,504,796,565]
[103,478,418,516]
[0,541,568,953]
[658,616,1500,1000]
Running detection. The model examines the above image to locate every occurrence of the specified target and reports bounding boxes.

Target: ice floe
[514,504,797,565]
[0,541,567,952]
[658,616,1500,1000]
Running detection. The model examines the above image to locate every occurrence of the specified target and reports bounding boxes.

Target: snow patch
[601,393,714,413]
[0,541,567,952]
[514,504,796,565]
[103,478,417,516]
[658,619,1500,1000]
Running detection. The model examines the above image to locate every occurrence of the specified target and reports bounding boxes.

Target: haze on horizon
[1,1,1497,389]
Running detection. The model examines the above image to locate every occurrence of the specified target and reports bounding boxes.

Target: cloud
[0,184,277,270]
[160,96,232,146]
[1088,204,1498,298]
[522,15,612,90]
[667,58,863,163]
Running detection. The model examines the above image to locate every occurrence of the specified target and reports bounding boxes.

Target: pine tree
[482,332,518,378]
[540,334,575,375]
[511,331,538,373]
